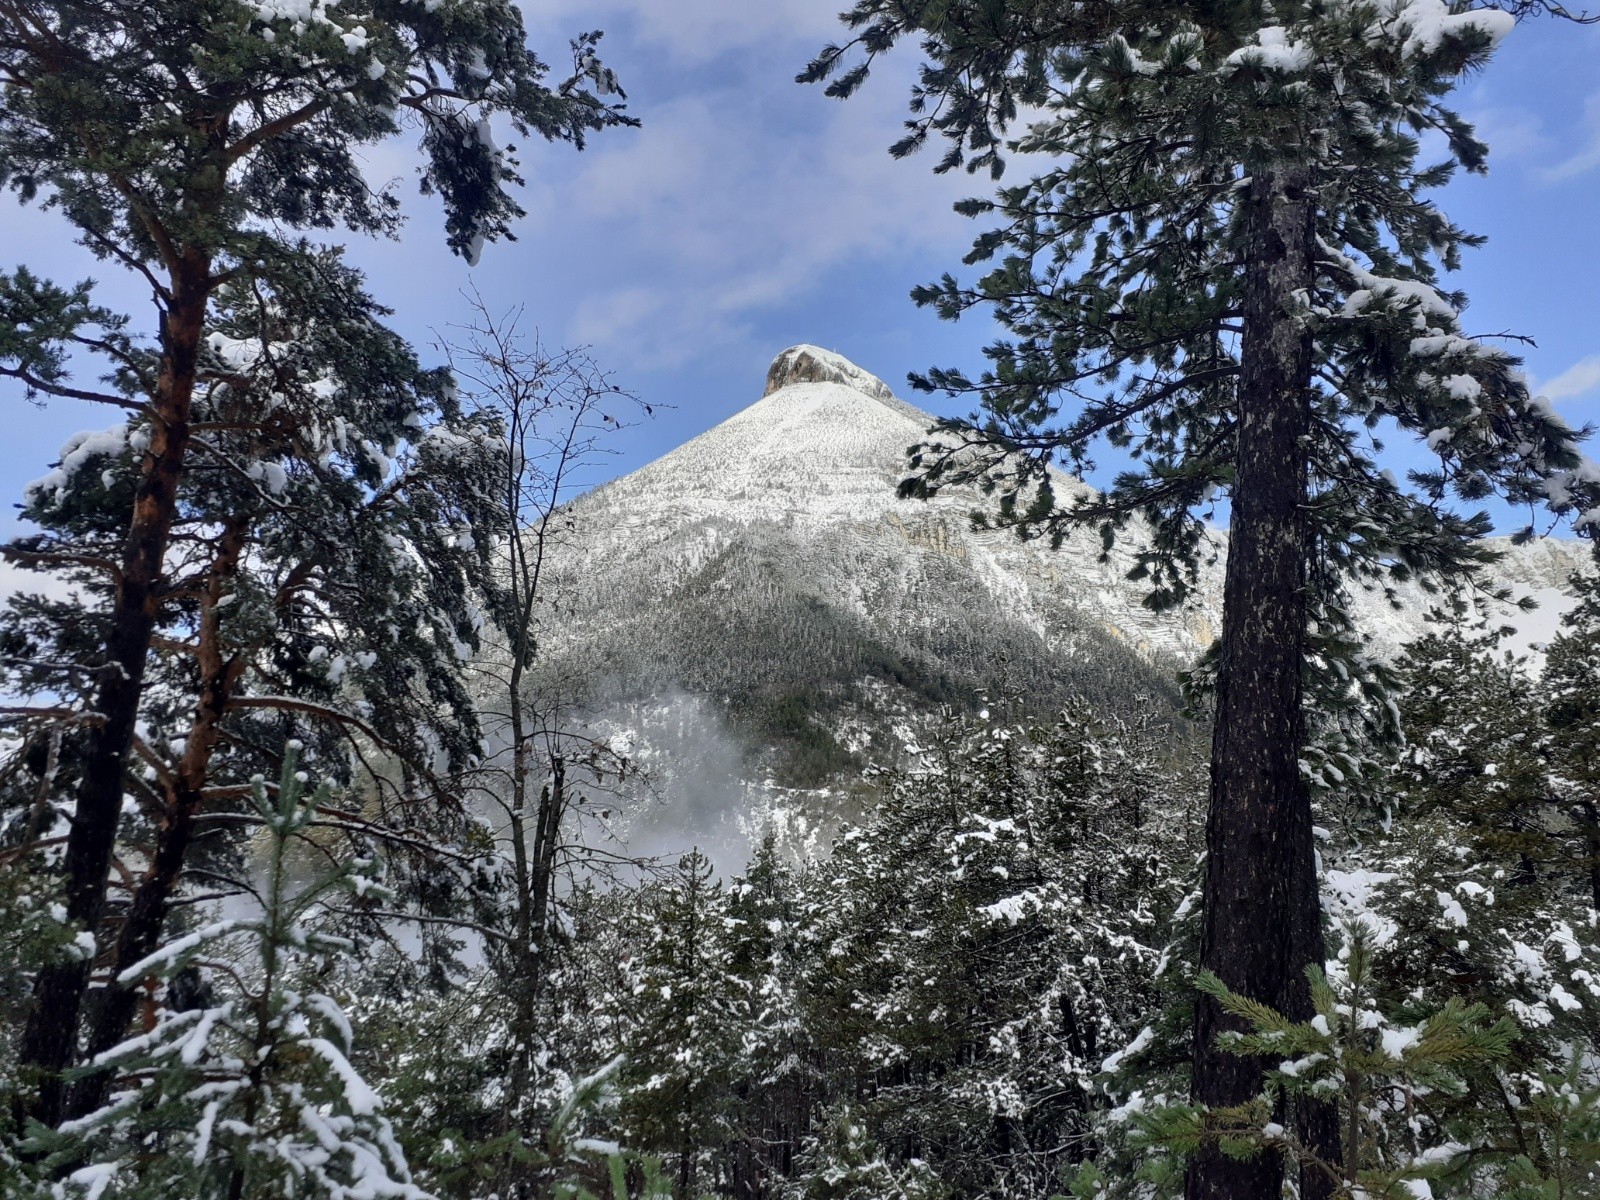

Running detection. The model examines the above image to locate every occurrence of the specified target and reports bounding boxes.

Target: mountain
[536,348,1206,777]
[529,346,1592,847]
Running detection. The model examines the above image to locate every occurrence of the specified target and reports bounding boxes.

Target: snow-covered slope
[1346,531,1590,668]
[532,345,1591,788]
[518,344,1593,860]
[552,346,1223,660]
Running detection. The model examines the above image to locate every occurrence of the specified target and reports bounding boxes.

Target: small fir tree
[30,745,424,1200]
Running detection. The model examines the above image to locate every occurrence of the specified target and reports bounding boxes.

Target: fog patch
[571,689,848,875]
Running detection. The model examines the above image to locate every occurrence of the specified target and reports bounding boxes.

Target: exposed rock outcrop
[763,344,895,402]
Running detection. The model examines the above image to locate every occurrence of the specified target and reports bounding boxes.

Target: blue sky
[2,0,1597,529]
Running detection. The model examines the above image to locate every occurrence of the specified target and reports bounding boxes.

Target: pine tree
[0,0,631,1124]
[801,705,1195,1198]
[355,967,651,1200]
[1110,917,1600,1198]
[1544,566,1600,910]
[786,1103,947,1200]
[1,255,514,1124]
[618,849,739,1199]
[1493,1052,1600,1199]
[1394,608,1556,857]
[1139,924,1525,1199]
[1324,608,1600,1178]
[353,967,524,1196]
[803,5,1599,1196]
[720,835,817,1196]
[26,746,425,1200]
[0,847,80,1195]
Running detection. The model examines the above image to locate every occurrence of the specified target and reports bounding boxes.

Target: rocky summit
[762,343,897,402]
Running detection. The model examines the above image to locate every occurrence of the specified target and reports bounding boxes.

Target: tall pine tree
[0,0,631,1126]
[2,256,525,1125]
[803,2,1599,1196]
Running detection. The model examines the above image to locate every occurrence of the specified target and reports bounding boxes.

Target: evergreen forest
[2,0,1599,1197]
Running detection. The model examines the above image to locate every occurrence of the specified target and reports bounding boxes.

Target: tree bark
[1581,799,1600,915]
[68,519,249,1119]
[505,728,538,1101]
[1187,166,1336,1200]
[529,756,564,967]
[17,252,211,1128]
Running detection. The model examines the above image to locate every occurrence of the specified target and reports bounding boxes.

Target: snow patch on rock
[763,345,896,404]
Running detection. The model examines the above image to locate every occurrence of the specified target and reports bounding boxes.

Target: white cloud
[1540,92,1600,182]
[0,556,81,605]
[551,72,982,368]
[1537,355,1600,402]
[527,0,841,67]
[1466,104,1552,164]
[569,286,670,352]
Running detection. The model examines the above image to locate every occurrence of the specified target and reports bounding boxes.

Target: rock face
[763,344,895,403]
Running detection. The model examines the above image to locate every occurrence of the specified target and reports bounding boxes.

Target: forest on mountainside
[527,523,1191,786]
[2,0,1600,1197]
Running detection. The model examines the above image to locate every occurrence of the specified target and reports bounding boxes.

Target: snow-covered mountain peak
[572,350,1592,677]
[763,344,895,403]
[532,349,1592,821]
[582,368,947,533]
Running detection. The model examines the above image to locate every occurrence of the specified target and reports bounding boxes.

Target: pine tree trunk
[17,255,210,1126]
[68,520,249,1119]
[1187,166,1335,1200]
[1582,800,1600,915]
